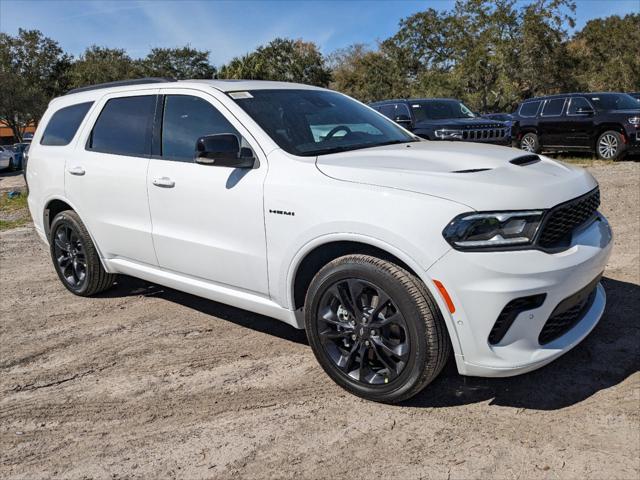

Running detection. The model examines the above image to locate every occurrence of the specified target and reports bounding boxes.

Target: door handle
[68,166,85,176]
[152,177,175,188]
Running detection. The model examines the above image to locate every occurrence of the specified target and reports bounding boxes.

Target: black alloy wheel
[49,210,116,296]
[316,278,409,385]
[305,254,450,403]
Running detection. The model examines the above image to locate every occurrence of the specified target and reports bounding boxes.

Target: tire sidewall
[304,259,429,402]
[49,211,92,296]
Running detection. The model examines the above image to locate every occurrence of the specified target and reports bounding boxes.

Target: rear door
[66,90,158,265]
[538,98,567,147]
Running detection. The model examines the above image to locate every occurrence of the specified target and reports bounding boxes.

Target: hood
[315,141,597,211]
[603,108,640,115]
[415,117,506,128]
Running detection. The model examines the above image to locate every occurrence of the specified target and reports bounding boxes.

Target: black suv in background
[370,98,510,145]
[513,92,640,160]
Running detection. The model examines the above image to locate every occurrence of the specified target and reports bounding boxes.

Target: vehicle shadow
[100,275,309,345]
[405,276,640,410]
[103,275,638,410]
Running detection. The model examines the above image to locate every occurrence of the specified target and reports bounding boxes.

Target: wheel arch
[43,196,111,272]
[288,235,462,358]
[593,123,627,147]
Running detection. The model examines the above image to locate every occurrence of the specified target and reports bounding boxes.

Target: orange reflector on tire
[433,279,456,314]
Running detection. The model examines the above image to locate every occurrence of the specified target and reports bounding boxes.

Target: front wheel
[520,132,540,153]
[596,130,625,160]
[304,255,450,403]
[49,210,116,296]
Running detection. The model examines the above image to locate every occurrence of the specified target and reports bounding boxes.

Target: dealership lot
[1,162,638,479]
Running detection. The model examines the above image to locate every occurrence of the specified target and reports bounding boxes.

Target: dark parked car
[513,92,640,160]
[9,142,29,170]
[369,98,510,145]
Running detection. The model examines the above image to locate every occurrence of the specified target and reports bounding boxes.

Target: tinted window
[233,90,415,156]
[541,98,566,117]
[411,100,475,121]
[88,96,156,156]
[567,97,592,115]
[587,93,639,111]
[519,101,541,117]
[41,102,93,146]
[379,104,395,119]
[162,95,239,162]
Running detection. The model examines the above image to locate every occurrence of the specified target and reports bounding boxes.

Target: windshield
[231,89,416,156]
[411,100,476,121]
[587,93,639,111]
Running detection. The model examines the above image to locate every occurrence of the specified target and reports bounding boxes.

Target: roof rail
[65,77,177,95]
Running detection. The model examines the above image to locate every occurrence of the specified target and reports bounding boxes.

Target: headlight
[435,129,464,140]
[443,211,544,250]
[627,117,640,125]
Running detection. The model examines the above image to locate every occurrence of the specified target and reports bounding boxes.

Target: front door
[146,90,269,295]
[564,97,595,148]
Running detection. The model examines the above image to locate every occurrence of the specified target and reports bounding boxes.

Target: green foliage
[141,46,216,79]
[219,38,331,87]
[69,46,142,89]
[0,29,71,141]
[568,14,640,92]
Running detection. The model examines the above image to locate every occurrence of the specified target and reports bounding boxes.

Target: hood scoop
[510,155,541,166]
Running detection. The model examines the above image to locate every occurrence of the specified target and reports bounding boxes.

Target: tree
[69,46,142,89]
[141,46,216,79]
[0,29,71,141]
[370,0,576,112]
[568,14,640,92]
[328,44,410,102]
[219,38,331,87]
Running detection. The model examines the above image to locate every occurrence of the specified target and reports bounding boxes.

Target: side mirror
[195,134,255,168]
[394,114,413,126]
[575,107,594,115]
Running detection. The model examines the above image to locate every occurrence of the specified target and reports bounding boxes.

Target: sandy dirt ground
[1,163,639,479]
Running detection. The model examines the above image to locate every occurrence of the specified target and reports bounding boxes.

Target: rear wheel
[520,132,540,153]
[596,130,625,160]
[304,254,450,403]
[49,210,116,296]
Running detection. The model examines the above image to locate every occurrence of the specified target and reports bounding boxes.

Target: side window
[567,97,592,115]
[161,95,240,162]
[519,101,541,117]
[88,95,156,157]
[41,102,93,146]
[379,105,395,119]
[394,103,411,119]
[541,98,566,117]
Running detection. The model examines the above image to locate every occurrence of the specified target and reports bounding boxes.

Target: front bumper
[427,213,613,377]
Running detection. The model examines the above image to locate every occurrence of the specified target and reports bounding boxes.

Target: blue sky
[1,0,638,65]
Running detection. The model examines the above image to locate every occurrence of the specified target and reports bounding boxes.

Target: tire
[304,254,450,403]
[520,132,540,153]
[596,130,625,160]
[49,210,116,296]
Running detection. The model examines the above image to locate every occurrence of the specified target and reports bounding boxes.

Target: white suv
[27,79,612,403]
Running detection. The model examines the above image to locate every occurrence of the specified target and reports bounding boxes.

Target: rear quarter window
[40,102,94,146]
[519,101,541,118]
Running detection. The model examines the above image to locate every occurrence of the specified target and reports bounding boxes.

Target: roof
[64,78,325,98]
[521,92,630,102]
[369,98,459,105]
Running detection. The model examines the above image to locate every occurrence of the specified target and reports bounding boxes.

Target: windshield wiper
[306,139,418,157]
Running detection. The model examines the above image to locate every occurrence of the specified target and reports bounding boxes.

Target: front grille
[538,276,601,345]
[537,188,600,249]
[489,294,546,345]
[462,128,507,141]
